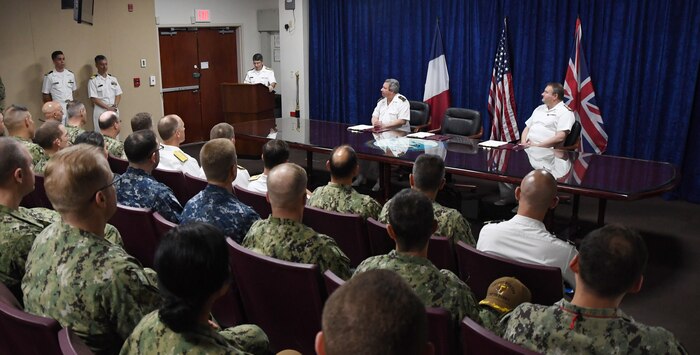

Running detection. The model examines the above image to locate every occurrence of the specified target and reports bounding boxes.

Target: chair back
[302,206,369,267]
[108,205,159,268]
[151,168,190,205]
[107,155,129,174]
[322,269,346,296]
[366,217,395,256]
[152,211,177,239]
[409,100,431,130]
[234,185,271,218]
[211,273,247,329]
[427,307,457,355]
[427,236,457,273]
[179,141,204,160]
[0,283,62,355]
[442,108,483,139]
[57,328,94,355]
[455,241,563,305]
[184,172,209,201]
[20,174,53,209]
[561,120,582,150]
[461,317,539,355]
[227,239,325,354]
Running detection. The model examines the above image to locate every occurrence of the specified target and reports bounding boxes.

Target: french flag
[423,23,451,130]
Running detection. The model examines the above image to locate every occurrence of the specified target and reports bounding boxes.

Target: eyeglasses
[89,174,122,202]
[150,144,165,156]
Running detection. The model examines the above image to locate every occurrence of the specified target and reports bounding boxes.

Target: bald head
[329,145,358,179]
[517,169,558,212]
[267,163,307,209]
[158,114,184,143]
[42,101,63,122]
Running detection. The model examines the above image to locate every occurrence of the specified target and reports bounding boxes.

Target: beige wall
[0,0,162,136]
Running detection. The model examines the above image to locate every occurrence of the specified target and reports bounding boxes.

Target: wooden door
[198,28,238,138]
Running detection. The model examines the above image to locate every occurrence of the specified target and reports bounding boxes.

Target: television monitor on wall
[73,0,94,25]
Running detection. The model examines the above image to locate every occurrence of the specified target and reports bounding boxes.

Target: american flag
[488,18,519,142]
[564,18,608,154]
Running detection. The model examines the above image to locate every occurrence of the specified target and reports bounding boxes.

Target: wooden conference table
[233,118,679,225]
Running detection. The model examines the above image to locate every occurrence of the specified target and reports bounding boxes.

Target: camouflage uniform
[103,135,125,158]
[307,182,382,220]
[181,184,260,243]
[502,299,688,355]
[12,136,46,167]
[33,154,50,174]
[22,220,160,354]
[379,198,475,246]
[242,217,352,280]
[66,125,86,144]
[354,250,479,323]
[478,306,505,335]
[114,167,183,223]
[120,311,270,355]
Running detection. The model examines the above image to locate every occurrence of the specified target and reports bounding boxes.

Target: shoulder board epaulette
[237,165,246,170]
[377,98,383,103]
[249,67,255,71]
[45,71,54,75]
[108,73,113,77]
[564,104,573,111]
[483,219,506,225]
[249,174,261,181]
[398,95,407,102]
[91,74,98,78]
[67,69,73,73]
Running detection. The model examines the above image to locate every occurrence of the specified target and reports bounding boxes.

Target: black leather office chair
[409,100,431,132]
[435,108,483,139]
[561,120,581,150]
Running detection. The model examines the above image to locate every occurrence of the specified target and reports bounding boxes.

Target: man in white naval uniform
[208,122,252,189]
[243,53,277,92]
[521,82,575,148]
[88,55,123,134]
[42,50,76,124]
[156,114,206,179]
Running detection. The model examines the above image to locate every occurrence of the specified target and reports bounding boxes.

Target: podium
[221,83,275,157]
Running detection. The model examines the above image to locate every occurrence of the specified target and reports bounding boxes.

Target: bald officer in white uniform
[88,55,123,133]
[243,53,276,92]
[42,50,77,124]
[371,78,411,132]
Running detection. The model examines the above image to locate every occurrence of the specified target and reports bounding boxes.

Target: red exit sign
[195,9,211,23]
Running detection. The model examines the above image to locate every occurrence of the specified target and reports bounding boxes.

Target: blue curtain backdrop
[309,0,700,202]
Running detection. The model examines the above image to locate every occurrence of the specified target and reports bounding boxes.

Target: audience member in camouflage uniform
[308,145,381,220]
[477,277,531,334]
[247,139,289,194]
[316,269,431,355]
[65,100,88,143]
[378,154,475,246]
[242,163,351,280]
[209,122,252,188]
[33,120,70,174]
[4,105,46,166]
[121,223,270,355]
[114,129,182,223]
[181,139,259,243]
[21,144,160,354]
[355,189,479,323]
[99,111,125,158]
[502,224,687,354]
[41,101,64,122]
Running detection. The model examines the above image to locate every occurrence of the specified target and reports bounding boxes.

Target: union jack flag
[564,18,608,154]
[488,18,519,142]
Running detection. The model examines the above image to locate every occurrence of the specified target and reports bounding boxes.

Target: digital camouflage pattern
[379,199,476,246]
[22,219,160,354]
[114,167,182,223]
[478,306,505,335]
[12,136,46,167]
[33,154,50,174]
[242,216,351,280]
[502,299,688,355]
[307,182,382,220]
[120,311,270,355]
[66,125,86,144]
[354,250,480,323]
[181,184,260,243]
[103,135,125,158]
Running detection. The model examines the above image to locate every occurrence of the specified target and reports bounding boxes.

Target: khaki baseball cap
[479,276,532,313]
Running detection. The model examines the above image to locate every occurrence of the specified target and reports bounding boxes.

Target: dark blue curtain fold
[309,0,700,202]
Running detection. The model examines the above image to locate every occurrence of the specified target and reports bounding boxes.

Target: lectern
[221,83,274,157]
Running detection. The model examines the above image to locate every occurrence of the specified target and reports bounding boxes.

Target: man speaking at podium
[243,53,277,93]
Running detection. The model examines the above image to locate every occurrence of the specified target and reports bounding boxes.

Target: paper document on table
[348,124,373,131]
[478,140,509,148]
[406,132,435,138]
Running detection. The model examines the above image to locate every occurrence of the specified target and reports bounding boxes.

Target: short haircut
[267,163,307,209]
[262,140,290,169]
[578,224,648,298]
[209,122,234,140]
[131,112,153,132]
[34,121,63,149]
[200,138,237,182]
[44,144,111,214]
[158,115,181,141]
[385,78,400,93]
[155,222,230,333]
[94,54,107,63]
[4,105,30,132]
[124,129,158,163]
[322,269,428,355]
[66,100,85,118]
[0,137,30,185]
[328,145,357,179]
[412,154,445,191]
[98,112,119,130]
[252,53,263,61]
[388,189,434,251]
[74,131,105,149]
[548,82,566,101]
[51,50,63,60]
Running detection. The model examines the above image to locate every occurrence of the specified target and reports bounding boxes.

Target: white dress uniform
[477,214,578,288]
[247,173,268,194]
[42,69,77,123]
[232,166,250,189]
[372,94,411,132]
[88,73,123,133]
[524,101,575,146]
[243,66,277,87]
[525,146,572,180]
[157,144,206,179]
